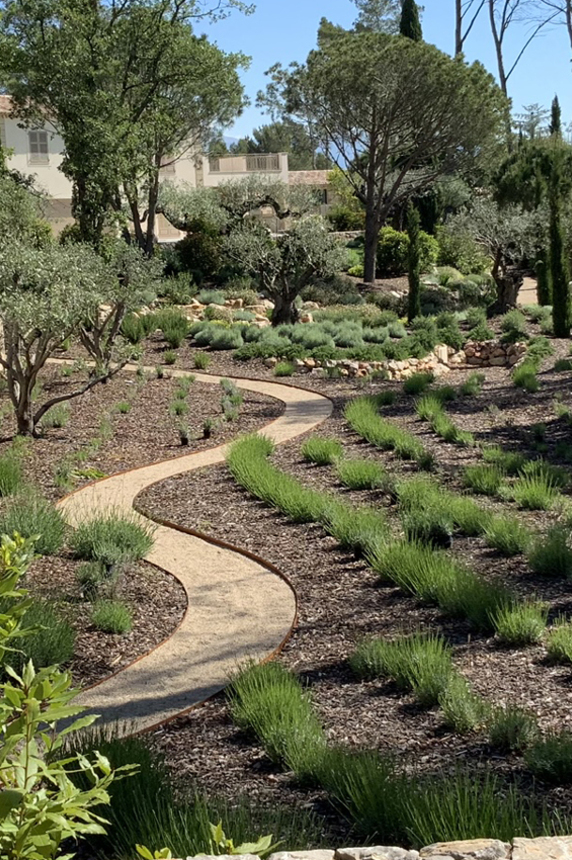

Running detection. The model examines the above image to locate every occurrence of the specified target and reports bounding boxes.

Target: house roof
[288,170,329,186]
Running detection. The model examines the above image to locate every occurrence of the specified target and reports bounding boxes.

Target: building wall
[1,117,73,200]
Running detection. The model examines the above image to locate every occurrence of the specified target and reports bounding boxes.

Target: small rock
[336,848,418,860]
[304,358,316,369]
[263,357,278,368]
[512,835,572,859]
[433,344,449,363]
[299,312,314,324]
[489,356,507,366]
[270,853,334,860]
[420,839,510,859]
[301,301,320,311]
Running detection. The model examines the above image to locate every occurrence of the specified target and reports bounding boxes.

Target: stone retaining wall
[263,341,528,381]
[187,836,572,860]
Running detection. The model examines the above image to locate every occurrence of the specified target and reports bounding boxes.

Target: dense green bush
[376,226,438,277]
[403,371,434,396]
[92,600,133,634]
[175,228,224,284]
[7,599,75,671]
[209,327,244,350]
[156,308,189,349]
[435,225,489,275]
[197,289,225,305]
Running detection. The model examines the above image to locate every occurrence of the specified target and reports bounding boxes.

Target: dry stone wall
[185,837,572,860]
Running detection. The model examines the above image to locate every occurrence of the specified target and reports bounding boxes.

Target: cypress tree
[549,157,571,337]
[535,256,552,306]
[400,0,422,41]
[550,95,562,138]
[406,203,421,323]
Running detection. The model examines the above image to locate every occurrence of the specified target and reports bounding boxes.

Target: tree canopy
[263,22,508,281]
[0,0,248,251]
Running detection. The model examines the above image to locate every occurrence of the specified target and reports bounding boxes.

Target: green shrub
[197,289,225,305]
[324,503,389,557]
[274,361,295,377]
[116,401,131,415]
[40,403,71,430]
[521,458,568,489]
[401,506,453,549]
[301,437,343,466]
[512,362,539,393]
[468,320,495,341]
[493,601,548,646]
[75,560,110,600]
[501,309,527,338]
[555,358,572,372]
[488,706,538,753]
[526,731,572,784]
[403,372,434,396]
[7,599,75,671]
[156,309,189,349]
[547,617,572,664]
[92,600,133,634]
[193,353,210,370]
[0,495,65,555]
[163,350,177,365]
[350,632,454,707]
[485,515,531,556]
[209,327,244,351]
[71,513,154,566]
[528,526,572,577]
[345,396,431,468]
[527,335,554,362]
[335,458,391,491]
[431,412,474,446]
[120,313,146,344]
[439,674,488,733]
[376,226,438,276]
[463,464,503,496]
[511,473,559,510]
[170,399,188,417]
[0,453,23,497]
[460,372,485,397]
[415,393,444,422]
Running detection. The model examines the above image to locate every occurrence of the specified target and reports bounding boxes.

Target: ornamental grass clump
[463,464,503,496]
[512,361,539,393]
[345,396,431,468]
[485,515,532,556]
[324,502,389,557]
[6,598,76,671]
[488,706,539,753]
[401,506,453,549]
[0,494,65,555]
[547,617,572,664]
[92,600,133,634]
[301,436,343,466]
[528,526,572,577]
[157,309,189,348]
[526,731,572,784]
[460,372,485,397]
[511,472,560,510]
[350,632,455,707]
[438,674,488,734]
[0,451,24,497]
[228,661,326,780]
[493,601,548,646]
[482,446,526,475]
[430,411,474,446]
[415,393,443,422]
[403,372,434,396]
[40,402,71,430]
[335,458,392,492]
[71,512,154,566]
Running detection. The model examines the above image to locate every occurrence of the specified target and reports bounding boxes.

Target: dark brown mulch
[0,366,283,499]
[136,338,572,823]
[24,554,187,688]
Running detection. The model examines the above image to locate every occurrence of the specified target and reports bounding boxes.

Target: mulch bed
[27,554,187,688]
[0,365,283,500]
[136,329,572,828]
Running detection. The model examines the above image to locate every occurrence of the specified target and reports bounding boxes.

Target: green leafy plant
[163,350,177,365]
[482,445,525,475]
[116,401,131,414]
[274,361,295,377]
[546,616,572,664]
[207,820,278,857]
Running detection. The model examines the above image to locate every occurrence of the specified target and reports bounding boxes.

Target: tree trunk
[144,172,160,257]
[489,269,523,314]
[15,385,35,436]
[363,205,379,284]
[455,0,463,54]
[271,293,299,325]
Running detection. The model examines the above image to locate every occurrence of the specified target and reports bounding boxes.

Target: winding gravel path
[56,367,332,734]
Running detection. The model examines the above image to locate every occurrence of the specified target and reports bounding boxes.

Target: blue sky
[198,1,572,140]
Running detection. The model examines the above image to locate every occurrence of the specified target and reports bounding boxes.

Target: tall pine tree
[400,0,422,41]
[550,95,562,138]
[407,203,421,322]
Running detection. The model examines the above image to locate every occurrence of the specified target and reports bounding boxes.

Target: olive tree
[262,24,507,283]
[225,216,347,324]
[0,241,154,436]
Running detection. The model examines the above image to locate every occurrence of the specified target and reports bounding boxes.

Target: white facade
[0,96,291,240]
